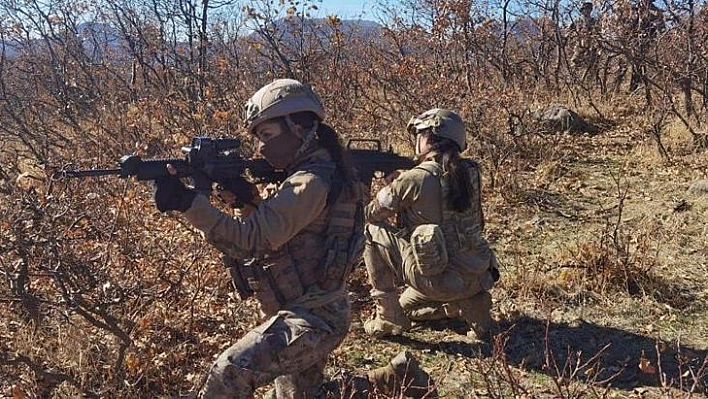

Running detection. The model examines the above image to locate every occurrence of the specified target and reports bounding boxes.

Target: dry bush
[2,0,708,397]
[455,325,620,399]
[545,173,661,301]
[0,176,267,396]
[549,223,659,298]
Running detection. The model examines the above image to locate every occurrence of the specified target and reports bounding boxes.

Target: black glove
[224,176,258,204]
[220,177,258,208]
[153,176,197,213]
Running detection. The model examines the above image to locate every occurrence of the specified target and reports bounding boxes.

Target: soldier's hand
[216,189,238,207]
[217,177,259,208]
[153,164,196,213]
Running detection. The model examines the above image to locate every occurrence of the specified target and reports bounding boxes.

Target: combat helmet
[580,2,593,12]
[407,108,467,151]
[243,79,325,134]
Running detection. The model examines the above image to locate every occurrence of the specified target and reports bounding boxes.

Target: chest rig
[230,162,366,315]
[413,160,485,257]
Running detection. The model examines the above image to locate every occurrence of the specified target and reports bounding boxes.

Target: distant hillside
[246,17,382,43]
[0,18,383,62]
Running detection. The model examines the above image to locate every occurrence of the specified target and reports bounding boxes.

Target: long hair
[284,111,354,182]
[421,130,472,212]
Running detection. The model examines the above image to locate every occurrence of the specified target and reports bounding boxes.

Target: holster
[223,254,253,299]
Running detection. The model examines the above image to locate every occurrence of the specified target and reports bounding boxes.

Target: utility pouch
[319,229,365,291]
[246,251,304,315]
[410,224,449,276]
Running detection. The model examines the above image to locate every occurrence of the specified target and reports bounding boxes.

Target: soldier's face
[254,121,302,169]
[415,133,432,157]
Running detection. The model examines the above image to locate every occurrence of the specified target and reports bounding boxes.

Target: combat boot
[445,290,494,340]
[367,350,438,398]
[364,290,411,337]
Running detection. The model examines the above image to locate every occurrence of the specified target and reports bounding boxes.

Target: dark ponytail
[424,131,472,212]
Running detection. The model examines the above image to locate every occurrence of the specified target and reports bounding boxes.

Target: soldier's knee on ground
[399,287,446,321]
[405,303,448,322]
[445,290,494,340]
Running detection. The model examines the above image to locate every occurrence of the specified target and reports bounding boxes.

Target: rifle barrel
[56,168,123,179]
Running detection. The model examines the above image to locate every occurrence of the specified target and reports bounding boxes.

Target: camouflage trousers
[199,298,350,399]
[364,223,495,313]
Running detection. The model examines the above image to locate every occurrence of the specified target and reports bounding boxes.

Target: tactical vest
[233,162,366,316]
[409,160,490,277]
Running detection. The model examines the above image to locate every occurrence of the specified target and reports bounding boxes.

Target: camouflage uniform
[363,109,498,340]
[628,0,665,91]
[186,148,354,398]
[160,79,436,399]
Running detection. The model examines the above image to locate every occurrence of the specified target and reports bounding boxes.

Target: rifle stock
[347,138,416,186]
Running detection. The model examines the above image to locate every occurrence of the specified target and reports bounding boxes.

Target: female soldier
[152,79,436,398]
[363,108,499,340]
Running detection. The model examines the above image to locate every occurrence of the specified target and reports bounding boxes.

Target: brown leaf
[12,384,28,399]
[639,357,656,374]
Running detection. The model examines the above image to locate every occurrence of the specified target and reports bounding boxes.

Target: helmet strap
[285,115,319,159]
[415,132,437,162]
[415,133,424,156]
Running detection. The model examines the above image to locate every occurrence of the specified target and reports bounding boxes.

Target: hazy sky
[315,0,376,19]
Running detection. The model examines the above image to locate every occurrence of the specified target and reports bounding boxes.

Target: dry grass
[3,0,708,395]
[3,99,708,398]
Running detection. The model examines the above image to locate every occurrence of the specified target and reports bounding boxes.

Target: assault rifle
[54,136,414,299]
[54,137,282,199]
[54,136,415,194]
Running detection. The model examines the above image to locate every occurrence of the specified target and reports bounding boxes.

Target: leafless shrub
[2,0,708,396]
[548,169,660,298]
